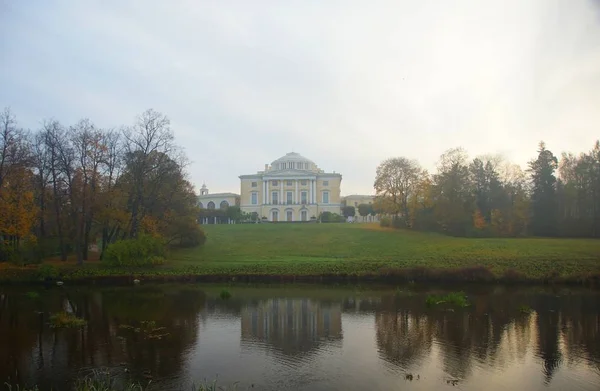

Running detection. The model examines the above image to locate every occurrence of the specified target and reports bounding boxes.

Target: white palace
[240,152,342,222]
[198,152,375,222]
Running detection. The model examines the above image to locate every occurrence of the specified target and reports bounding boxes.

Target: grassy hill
[171,223,600,280]
[3,223,599,283]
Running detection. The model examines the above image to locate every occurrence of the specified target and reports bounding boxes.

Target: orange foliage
[0,168,38,243]
[472,208,486,230]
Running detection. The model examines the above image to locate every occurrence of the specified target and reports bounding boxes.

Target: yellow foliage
[140,215,160,237]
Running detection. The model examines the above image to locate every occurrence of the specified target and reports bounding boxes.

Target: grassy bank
[1,223,600,284]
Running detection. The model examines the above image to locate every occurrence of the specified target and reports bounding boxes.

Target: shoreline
[1,265,598,287]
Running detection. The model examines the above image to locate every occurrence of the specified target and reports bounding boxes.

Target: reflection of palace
[241,299,342,354]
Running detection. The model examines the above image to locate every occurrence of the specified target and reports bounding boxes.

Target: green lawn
[4,223,599,283]
[170,223,600,279]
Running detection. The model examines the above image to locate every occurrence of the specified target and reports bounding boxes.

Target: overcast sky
[1,0,599,195]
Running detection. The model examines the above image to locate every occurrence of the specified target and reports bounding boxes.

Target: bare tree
[71,119,107,262]
[0,107,31,191]
[41,120,70,261]
[99,129,124,257]
[122,109,174,238]
[32,132,51,237]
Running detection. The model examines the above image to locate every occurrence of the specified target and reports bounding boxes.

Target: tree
[374,157,422,227]
[0,107,31,191]
[342,205,356,218]
[0,108,36,257]
[122,109,175,239]
[556,142,600,237]
[358,203,370,221]
[432,148,474,236]
[528,142,558,236]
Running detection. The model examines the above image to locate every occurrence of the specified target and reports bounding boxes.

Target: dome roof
[271,152,314,165]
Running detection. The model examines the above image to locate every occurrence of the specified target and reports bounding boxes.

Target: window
[220,200,229,209]
[322,191,329,204]
[207,201,215,209]
[251,192,258,205]
[301,210,307,221]
[287,210,293,221]
[290,162,295,169]
[272,191,278,204]
[286,180,292,186]
[301,180,307,186]
[287,191,293,204]
[272,210,278,221]
[301,191,308,204]
[354,202,358,207]
[251,181,257,187]
[323,180,329,186]
[272,180,278,186]
[199,202,204,209]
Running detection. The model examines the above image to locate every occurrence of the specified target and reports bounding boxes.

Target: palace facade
[239,152,342,222]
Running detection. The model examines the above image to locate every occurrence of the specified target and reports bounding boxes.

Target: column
[280,179,283,205]
[263,181,266,204]
[295,180,299,204]
[309,180,313,204]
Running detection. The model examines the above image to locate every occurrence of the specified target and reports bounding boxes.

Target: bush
[49,311,86,328]
[392,216,406,229]
[174,224,207,247]
[320,212,345,223]
[37,264,59,279]
[104,235,167,267]
[380,217,391,227]
[0,239,43,265]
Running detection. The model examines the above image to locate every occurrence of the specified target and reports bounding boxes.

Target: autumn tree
[0,108,36,257]
[432,148,474,236]
[374,157,422,227]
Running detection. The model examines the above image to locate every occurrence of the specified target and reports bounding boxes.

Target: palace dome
[271,152,315,171]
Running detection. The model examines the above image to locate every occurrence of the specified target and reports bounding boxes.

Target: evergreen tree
[528,142,558,236]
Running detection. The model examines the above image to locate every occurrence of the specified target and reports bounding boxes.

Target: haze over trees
[0,107,203,264]
[374,141,600,238]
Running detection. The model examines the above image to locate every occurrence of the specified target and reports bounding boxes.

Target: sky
[1,0,600,195]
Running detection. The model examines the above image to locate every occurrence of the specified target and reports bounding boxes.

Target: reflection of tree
[0,286,206,388]
[2,286,600,389]
[556,293,600,373]
[240,298,342,357]
[535,296,562,384]
[375,295,434,369]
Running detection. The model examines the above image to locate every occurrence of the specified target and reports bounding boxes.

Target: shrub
[380,217,391,227]
[49,311,86,328]
[220,289,232,300]
[426,291,470,308]
[1,239,43,265]
[321,212,345,223]
[173,224,207,248]
[37,264,59,279]
[104,235,166,267]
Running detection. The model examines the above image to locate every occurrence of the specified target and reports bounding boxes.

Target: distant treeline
[0,107,203,264]
[374,141,600,238]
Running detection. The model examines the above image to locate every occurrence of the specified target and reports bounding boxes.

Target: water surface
[1,284,598,390]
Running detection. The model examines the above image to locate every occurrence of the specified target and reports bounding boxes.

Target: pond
[0,283,599,391]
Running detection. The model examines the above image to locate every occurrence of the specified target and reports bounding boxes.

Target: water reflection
[0,285,599,391]
[241,298,342,357]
